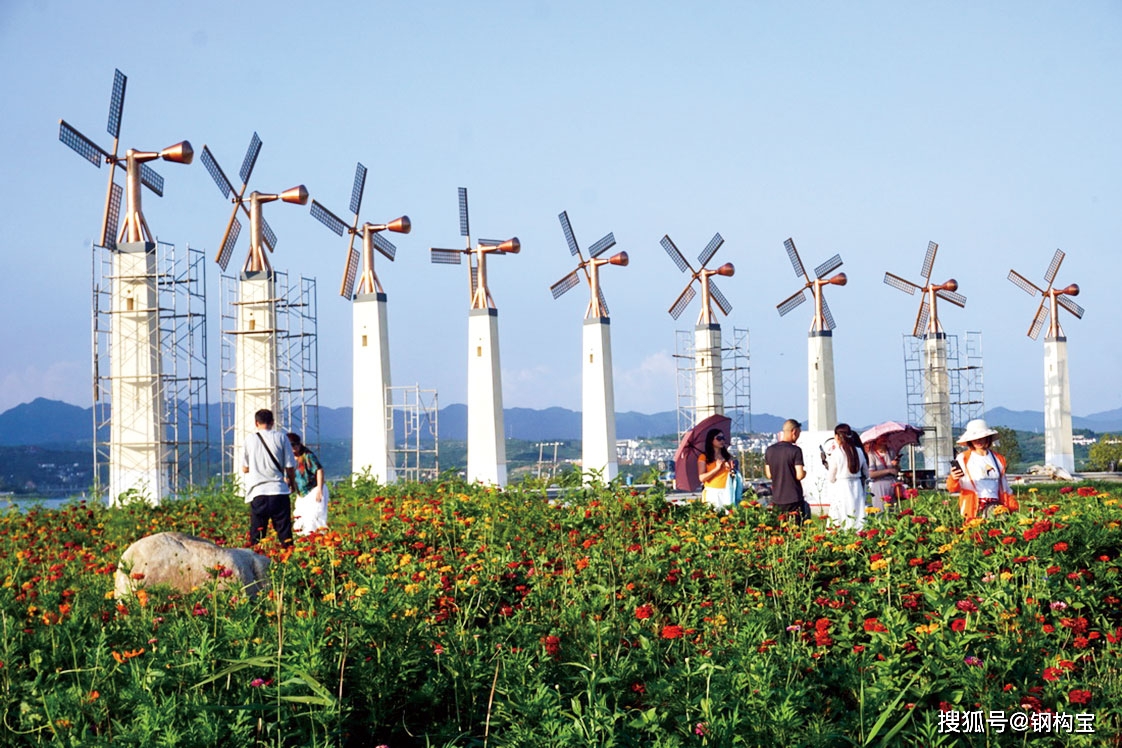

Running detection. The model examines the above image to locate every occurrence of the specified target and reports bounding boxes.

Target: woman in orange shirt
[697,428,734,510]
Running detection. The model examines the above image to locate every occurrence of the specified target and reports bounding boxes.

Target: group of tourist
[698,415,1016,528]
[243,408,328,546]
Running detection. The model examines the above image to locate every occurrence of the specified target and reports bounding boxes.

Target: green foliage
[993,426,1022,470]
[0,481,1120,745]
[1089,435,1122,472]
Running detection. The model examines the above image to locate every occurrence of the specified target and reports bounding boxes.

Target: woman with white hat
[947,419,1019,520]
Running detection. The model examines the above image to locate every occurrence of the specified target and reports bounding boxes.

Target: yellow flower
[1000,571,1013,582]
[322,592,336,603]
[871,559,889,571]
[914,623,940,635]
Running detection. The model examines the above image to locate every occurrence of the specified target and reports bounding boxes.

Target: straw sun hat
[956,418,999,445]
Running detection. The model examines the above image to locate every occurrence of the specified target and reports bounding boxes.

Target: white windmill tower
[885,241,967,478]
[775,239,848,433]
[430,188,520,486]
[549,211,629,485]
[59,69,194,505]
[662,233,735,420]
[200,134,308,472]
[1009,250,1084,473]
[309,163,411,483]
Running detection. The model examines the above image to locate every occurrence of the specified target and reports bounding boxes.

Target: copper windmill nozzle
[386,216,411,234]
[497,238,520,254]
[827,272,847,286]
[936,278,958,292]
[161,141,194,164]
[280,186,309,205]
[715,262,735,277]
[1058,283,1080,296]
[608,251,629,267]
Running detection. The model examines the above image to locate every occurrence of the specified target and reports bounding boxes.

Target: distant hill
[985,406,1122,434]
[0,398,790,445]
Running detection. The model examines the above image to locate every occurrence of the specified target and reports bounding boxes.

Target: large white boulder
[114,532,271,598]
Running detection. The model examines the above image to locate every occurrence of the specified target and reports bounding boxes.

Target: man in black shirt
[764,419,810,521]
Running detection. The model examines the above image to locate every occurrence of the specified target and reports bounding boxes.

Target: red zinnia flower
[1052,542,1069,552]
[955,599,979,613]
[541,635,561,656]
[660,625,684,640]
[634,604,653,620]
[863,618,887,633]
[1069,689,1092,705]
[1042,667,1063,681]
[951,618,966,632]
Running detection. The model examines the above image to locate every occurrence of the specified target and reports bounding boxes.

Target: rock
[114,532,271,599]
[1026,464,1076,482]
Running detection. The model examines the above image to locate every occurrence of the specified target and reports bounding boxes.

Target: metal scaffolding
[219,271,318,474]
[675,325,752,437]
[902,331,985,454]
[92,241,210,497]
[387,385,439,482]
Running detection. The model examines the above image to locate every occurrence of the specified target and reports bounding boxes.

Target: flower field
[2,478,1120,746]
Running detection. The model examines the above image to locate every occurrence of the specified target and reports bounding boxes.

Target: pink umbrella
[860,421,922,454]
[673,414,732,491]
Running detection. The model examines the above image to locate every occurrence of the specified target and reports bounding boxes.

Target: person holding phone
[947,419,1018,520]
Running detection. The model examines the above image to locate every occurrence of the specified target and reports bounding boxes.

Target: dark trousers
[249,493,294,546]
[772,500,812,522]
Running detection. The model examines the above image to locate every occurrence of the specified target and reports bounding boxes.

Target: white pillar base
[467,309,507,486]
[923,334,952,478]
[352,293,395,483]
[582,318,618,485]
[109,241,167,506]
[234,271,279,481]
[694,324,724,420]
[807,331,837,434]
[1044,337,1075,473]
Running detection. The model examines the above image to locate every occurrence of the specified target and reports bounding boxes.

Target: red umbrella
[860,421,922,454]
[673,414,733,491]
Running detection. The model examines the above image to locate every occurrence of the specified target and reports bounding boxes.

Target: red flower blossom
[1076,486,1096,497]
[541,635,561,656]
[660,624,684,640]
[634,604,653,620]
[1069,689,1092,705]
[951,618,966,632]
[863,618,888,633]
[1052,541,1069,552]
[955,599,979,613]
[1059,486,1073,494]
[1042,667,1063,681]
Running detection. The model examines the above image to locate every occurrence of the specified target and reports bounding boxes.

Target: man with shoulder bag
[243,409,297,546]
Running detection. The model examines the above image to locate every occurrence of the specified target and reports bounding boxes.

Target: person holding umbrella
[865,436,900,511]
[697,428,735,510]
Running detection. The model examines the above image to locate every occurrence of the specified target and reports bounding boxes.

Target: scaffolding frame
[675,325,752,437]
[387,385,439,482]
[902,331,985,466]
[219,272,318,474]
[92,241,210,497]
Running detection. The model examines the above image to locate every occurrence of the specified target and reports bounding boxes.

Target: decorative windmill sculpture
[310,162,411,483]
[430,188,520,486]
[1009,249,1084,472]
[662,233,734,420]
[550,211,629,483]
[200,133,308,474]
[59,68,194,507]
[776,239,847,432]
[884,241,967,478]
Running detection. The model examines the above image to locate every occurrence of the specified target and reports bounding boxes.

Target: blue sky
[1,1,1119,427]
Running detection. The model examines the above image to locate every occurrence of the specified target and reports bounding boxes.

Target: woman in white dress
[827,423,869,530]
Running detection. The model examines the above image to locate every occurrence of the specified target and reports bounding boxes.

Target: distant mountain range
[2,398,1119,447]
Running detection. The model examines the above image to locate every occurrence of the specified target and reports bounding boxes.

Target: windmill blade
[349,162,367,216]
[661,235,690,273]
[920,241,938,282]
[776,288,807,317]
[550,270,580,299]
[216,215,241,271]
[1007,269,1041,297]
[1028,300,1049,340]
[430,248,463,265]
[784,238,806,279]
[101,180,122,250]
[470,264,479,295]
[913,297,930,337]
[1057,295,1085,319]
[598,287,610,317]
[200,145,234,199]
[341,247,360,298]
[372,232,397,261]
[698,232,724,267]
[458,187,470,237]
[588,232,616,258]
[936,289,967,308]
[558,211,580,256]
[261,217,277,252]
[59,121,108,167]
[310,200,347,236]
[139,163,164,197]
[107,69,126,140]
[668,283,696,320]
[821,295,837,331]
[1044,249,1065,286]
[884,272,920,295]
[814,253,843,279]
[239,132,262,185]
[478,239,505,247]
[709,279,732,316]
